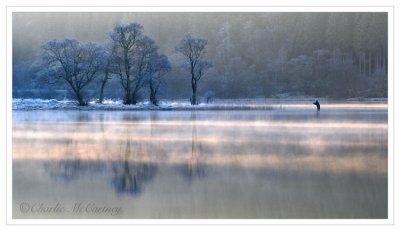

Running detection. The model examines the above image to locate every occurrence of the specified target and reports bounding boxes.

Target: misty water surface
[12,106,388,218]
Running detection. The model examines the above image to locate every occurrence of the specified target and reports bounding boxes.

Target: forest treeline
[12,12,388,102]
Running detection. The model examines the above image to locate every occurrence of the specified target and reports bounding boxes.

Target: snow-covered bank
[12,98,273,110]
[12,98,388,111]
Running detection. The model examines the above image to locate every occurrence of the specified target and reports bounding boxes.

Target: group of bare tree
[39,23,212,106]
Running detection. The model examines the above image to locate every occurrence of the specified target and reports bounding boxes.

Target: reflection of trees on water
[112,160,158,195]
[76,112,90,122]
[111,128,158,196]
[44,114,158,196]
[177,112,207,183]
[42,112,229,195]
[44,160,85,182]
[44,160,106,182]
[44,118,91,182]
[122,113,141,122]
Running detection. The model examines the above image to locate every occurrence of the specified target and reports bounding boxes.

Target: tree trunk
[150,92,157,106]
[124,93,132,104]
[191,80,197,105]
[122,76,134,104]
[190,60,197,105]
[124,86,132,104]
[122,46,133,105]
[76,90,86,106]
[125,93,137,105]
[98,74,108,104]
[149,80,158,106]
[69,81,87,106]
[130,84,141,105]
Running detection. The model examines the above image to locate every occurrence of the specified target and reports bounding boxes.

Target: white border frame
[5,6,394,225]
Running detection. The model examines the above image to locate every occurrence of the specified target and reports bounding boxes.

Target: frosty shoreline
[12,98,388,111]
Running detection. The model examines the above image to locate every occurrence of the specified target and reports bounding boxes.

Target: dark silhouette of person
[313,100,320,111]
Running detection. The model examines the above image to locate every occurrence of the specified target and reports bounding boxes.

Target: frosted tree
[109,23,145,104]
[97,43,117,104]
[110,23,170,105]
[176,34,213,105]
[146,53,171,106]
[132,36,159,103]
[39,39,103,106]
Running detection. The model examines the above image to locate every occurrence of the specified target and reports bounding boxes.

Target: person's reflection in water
[112,129,158,196]
[316,110,320,118]
[177,111,207,183]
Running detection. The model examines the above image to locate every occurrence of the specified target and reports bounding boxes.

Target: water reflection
[111,135,158,196]
[45,160,87,182]
[12,108,388,218]
[44,160,107,182]
[112,160,158,196]
[177,112,207,183]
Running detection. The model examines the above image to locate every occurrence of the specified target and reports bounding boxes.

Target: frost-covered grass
[12,98,387,111]
[12,98,274,110]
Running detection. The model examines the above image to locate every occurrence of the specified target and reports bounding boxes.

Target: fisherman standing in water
[313,100,320,111]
